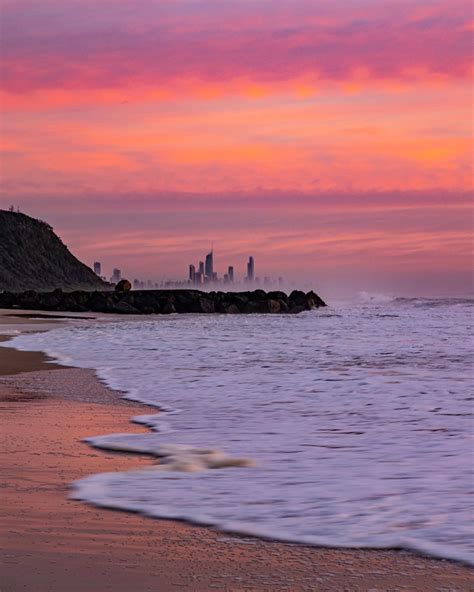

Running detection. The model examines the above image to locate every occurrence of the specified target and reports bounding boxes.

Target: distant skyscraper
[247,256,254,282]
[111,268,121,284]
[205,250,214,279]
[198,261,205,275]
[189,264,196,283]
[93,261,101,276]
[228,266,234,282]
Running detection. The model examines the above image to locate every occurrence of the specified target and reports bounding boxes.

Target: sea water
[4,297,473,563]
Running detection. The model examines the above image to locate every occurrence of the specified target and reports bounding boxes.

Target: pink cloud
[2,0,472,94]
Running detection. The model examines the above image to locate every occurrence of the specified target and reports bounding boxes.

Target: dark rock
[225,294,249,311]
[37,292,62,310]
[243,301,261,314]
[0,288,326,315]
[57,293,86,312]
[268,291,288,302]
[198,298,215,314]
[174,291,199,313]
[18,290,38,309]
[0,291,15,307]
[306,290,327,307]
[160,299,176,314]
[267,299,281,313]
[88,291,109,312]
[289,290,307,306]
[289,304,307,314]
[223,303,240,314]
[110,301,140,314]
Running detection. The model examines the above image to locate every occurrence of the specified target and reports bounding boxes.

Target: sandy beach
[0,312,472,591]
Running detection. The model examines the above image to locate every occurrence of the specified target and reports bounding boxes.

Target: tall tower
[247,256,254,282]
[93,261,101,276]
[228,266,234,283]
[205,250,214,279]
[189,264,196,283]
[111,268,121,284]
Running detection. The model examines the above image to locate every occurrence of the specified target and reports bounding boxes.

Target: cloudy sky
[1,0,472,296]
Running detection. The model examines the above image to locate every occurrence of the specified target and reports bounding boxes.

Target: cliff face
[0,210,107,292]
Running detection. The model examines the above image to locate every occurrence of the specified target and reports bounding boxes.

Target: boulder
[198,298,215,314]
[0,291,15,308]
[88,291,110,312]
[159,298,176,314]
[110,301,140,314]
[115,279,132,293]
[289,290,307,306]
[267,299,281,313]
[243,301,260,314]
[37,291,62,310]
[268,291,288,302]
[223,303,240,314]
[18,290,38,309]
[306,290,327,308]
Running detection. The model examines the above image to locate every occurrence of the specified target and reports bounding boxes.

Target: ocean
[4,297,473,564]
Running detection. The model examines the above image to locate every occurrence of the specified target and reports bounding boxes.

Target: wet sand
[0,319,473,591]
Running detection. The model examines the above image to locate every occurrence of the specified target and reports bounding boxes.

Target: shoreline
[1,315,473,590]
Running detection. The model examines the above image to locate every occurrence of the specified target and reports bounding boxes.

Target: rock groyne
[0,289,326,315]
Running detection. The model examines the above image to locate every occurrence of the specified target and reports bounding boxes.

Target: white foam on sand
[85,434,256,472]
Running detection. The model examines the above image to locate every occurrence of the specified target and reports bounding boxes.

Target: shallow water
[4,297,473,563]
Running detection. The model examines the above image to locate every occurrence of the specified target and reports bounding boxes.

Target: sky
[1,0,472,297]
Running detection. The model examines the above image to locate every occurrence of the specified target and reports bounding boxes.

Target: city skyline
[94,250,285,290]
[188,250,256,286]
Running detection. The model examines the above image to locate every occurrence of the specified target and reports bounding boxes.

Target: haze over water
[6,297,473,564]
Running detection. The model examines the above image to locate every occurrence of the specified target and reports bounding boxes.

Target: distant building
[93,261,101,276]
[205,251,214,279]
[189,264,196,283]
[111,268,121,284]
[228,266,234,283]
[247,256,254,282]
[198,261,205,275]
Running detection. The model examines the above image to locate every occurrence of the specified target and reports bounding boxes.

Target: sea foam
[3,299,473,564]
